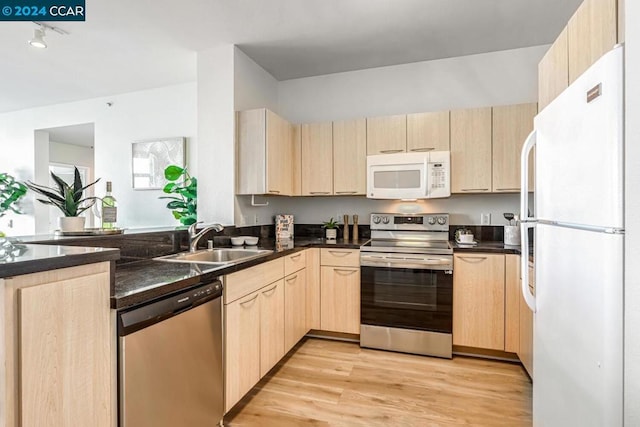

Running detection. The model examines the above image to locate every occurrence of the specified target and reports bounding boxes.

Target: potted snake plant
[322,217,339,240]
[26,167,99,232]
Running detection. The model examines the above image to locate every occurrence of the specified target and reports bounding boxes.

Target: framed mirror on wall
[131,137,185,190]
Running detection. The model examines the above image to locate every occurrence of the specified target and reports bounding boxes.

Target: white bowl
[244,236,259,246]
[230,236,245,246]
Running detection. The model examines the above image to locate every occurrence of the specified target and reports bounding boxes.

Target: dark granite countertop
[0,243,120,278]
[113,237,370,310]
[16,226,185,244]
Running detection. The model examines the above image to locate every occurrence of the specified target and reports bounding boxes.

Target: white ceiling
[0,0,582,114]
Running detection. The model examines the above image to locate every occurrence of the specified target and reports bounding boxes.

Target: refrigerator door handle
[520,221,536,312]
[520,129,536,222]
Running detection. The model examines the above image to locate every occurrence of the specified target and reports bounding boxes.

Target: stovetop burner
[361,213,452,255]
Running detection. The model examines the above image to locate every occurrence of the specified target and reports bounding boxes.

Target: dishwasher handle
[118,280,223,336]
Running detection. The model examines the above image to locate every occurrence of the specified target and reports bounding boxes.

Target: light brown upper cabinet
[333,119,366,195]
[450,107,492,193]
[568,0,617,84]
[236,108,294,196]
[366,114,407,155]
[301,122,333,196]
[291,124,302,196]
[407,111,450,152]
[539,27,569,111]
[492,103,537,193]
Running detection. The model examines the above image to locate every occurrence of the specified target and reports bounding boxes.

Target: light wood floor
[225,338,532,426]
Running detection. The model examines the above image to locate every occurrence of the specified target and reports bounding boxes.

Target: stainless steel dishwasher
[118,279,223,427]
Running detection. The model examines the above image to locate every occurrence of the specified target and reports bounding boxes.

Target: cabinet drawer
[320,248,360,267]
[284,250,306,276]
[225,258,284,304]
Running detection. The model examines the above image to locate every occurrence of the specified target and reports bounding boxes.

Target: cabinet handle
[409,147,434,152]
[458,256,487,262]
[290,253,302,260]
[328,250,352,257]
[495,187,519,191]
[239,293,259,305]
[261,284,278,295]
[286,274,298,283]
[380,149,404,154]
[461,188,489,192]
[334,268,357,275]
[336,191,357,194]
[268,190,280,194]
[310,191,330,195]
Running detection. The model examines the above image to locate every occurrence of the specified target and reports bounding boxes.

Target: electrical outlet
[481,213,491,225]
[254,214,259,225]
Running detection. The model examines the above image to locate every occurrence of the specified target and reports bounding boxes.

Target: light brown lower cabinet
[453,253,505,350]
[320,265,360,334]
[2,262,113,427]
[518,265,535,377]
[284,270,307,350]
[259,280,285,377]
[225,289,262,412]
[504,254,521,353]
[306,248,321,330]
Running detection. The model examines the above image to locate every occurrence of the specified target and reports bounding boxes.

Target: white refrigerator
[520,45,624,426]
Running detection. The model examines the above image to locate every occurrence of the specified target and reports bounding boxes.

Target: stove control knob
[427,217,436,225]
[373,216,381,224]
[382,216,390,224]
[437,216,447,225]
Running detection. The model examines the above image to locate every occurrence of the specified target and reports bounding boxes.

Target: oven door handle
[360,255,453,271]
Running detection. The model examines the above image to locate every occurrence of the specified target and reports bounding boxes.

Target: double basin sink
[155,248,273,270]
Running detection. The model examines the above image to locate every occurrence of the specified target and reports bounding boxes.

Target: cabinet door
[291,124,302,195]
[518,267,535,377]
[492,103,537,193]
[266,110,293,195]
[306,248,321,330]
[301,122,333,195]
[259,280,285,378]
[504,255,521,353]
[284,271,307,351]
[539,27,569,111]
[333,118,366,195]
[19,272,111,427]
[407,111,450,152]
[453,254,505,350]
[568,0,617,84]
[320,266,360,334]
[366,115,407,155]
[225,290,261,412]
[450,108,492,193]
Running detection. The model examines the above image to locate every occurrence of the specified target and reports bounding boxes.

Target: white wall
[234,48,279,112]
[0,83,198,234]
[278,45,549,123]
[246,193,526,227]
[625,0,640,423]
[197,46,236,226]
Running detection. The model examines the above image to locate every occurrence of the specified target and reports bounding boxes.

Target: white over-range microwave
[366,151,451,199]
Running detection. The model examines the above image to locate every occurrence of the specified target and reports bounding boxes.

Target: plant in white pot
[26,167,99,232]
[322,217,339,240]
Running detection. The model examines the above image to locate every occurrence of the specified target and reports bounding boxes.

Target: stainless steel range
[360,213,453,358]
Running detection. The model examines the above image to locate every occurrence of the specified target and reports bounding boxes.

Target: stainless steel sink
[155,248,273,266]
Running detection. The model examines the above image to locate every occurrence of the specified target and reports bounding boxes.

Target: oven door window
[361,266,452,333]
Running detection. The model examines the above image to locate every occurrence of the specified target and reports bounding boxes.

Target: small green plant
[0,172,27,218]
[0,172,28,237]
[25,167,99,217]
[322,217,339,229]
[160,165,197,226]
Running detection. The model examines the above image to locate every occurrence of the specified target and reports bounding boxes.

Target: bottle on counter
[101,181,117,229]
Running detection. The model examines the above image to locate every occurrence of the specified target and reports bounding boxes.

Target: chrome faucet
[188,221,224,252]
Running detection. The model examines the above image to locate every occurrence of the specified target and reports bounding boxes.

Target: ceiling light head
[29,28,47,48]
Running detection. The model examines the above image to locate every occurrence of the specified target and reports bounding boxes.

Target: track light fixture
[29,27,47,48]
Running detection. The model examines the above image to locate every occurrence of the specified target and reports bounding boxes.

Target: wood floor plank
[225,338,532,426]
